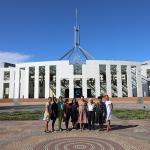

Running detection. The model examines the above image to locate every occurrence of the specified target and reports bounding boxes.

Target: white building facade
[1,11,150,99]
[0,60,150,99]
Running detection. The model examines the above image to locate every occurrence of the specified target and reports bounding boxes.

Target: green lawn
[113,110,150,120]
[0,110,150,120]
[0,110,44,120]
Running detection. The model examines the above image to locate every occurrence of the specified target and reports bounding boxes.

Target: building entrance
[65,89,69,98]
[74,88,82,98]
[87,89,92,98]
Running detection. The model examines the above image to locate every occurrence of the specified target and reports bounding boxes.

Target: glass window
[87,78,95,98]
[29,67,35,98]
[4,71,10,81]
[39,66,45,98]
[147,69,150,78]
[73,64,82,75]
[50,65,56,96]
[99,65,107,95]
[111,65,118,97]
[131,66,137,97]
[121,65,128,97]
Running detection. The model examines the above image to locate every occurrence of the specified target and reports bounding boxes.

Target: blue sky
[0,0,150,63]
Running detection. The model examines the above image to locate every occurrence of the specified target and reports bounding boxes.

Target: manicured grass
[0,110,150,120]
[113,110,150,120]
[0,110,44,120]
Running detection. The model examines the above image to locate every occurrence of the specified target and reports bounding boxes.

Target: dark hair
[59,96,62,99]
[65,98,69,103]
[98,96,103,100]
[81,96,84,98]
[53,97,57,103]
[72,98,76,103]
[48,97,52,100]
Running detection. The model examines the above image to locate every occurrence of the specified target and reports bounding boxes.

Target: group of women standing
[43,95,113,133]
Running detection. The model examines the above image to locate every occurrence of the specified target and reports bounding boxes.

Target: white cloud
[0,51,31,64]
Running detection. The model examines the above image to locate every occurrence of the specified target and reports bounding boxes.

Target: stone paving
[0,119,150,150]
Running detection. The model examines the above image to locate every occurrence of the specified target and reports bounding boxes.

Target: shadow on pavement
[111,124,138,131]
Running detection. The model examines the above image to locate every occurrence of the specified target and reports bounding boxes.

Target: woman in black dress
[51,97,58,132]
[71,98,79,129]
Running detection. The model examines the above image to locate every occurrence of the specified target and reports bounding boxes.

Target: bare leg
[80,123,82,130]
[45,121,49,132]
[107,120,111,132]
[109,120,111,130]
[82,123,84,130]
[80,123,84,131]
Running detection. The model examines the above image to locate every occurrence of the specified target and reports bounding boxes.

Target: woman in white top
[104,95,113,132]
[43,97,52,133]
[87,98,95,130]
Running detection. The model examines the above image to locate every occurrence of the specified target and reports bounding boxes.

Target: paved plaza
[0,118,150,150]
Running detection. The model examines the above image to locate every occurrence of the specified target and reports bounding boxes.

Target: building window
[111,65,118,97]
[121,65,128,97]
[39,66,45,98]
[29,67,35,98]
[61,79,69,98]
[74,78,82,98]
[99,65,107,95]
[3,83,9,98]
[50,65,56,96]
[4,71,10,81]
[131,66,137,97]
[87,78,95,98]
[147,69,150,78]
[73,64,82,75]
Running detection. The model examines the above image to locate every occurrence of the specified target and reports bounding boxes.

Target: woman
[87,98,95,130]
[78,96,87,131]
[105,95,113,132]
[64,98,72,131]
[98,96,106,131]
[57,96,64,131]
[71,98,79,129]
[43,97,52,133]
[51,97,58,132]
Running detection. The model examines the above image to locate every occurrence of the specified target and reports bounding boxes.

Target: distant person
[87,98,95,130]
[51,97,58,132]
[64,98,72,131]
[98,96,106,131]
[71,98,79,129]
[57,96,65,131]
[43,97,52,133]
[104,95,113,132]
[78,96,87,131]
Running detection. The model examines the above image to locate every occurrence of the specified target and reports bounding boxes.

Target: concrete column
[106,64,111,97]
[117,65,122,97]
[45,65,50,98]
[95,77,100,98]
[34,66,39,99]
[82,78,87,98]
[24,67,29,99]
[69,78,74,98]
[14,67,20,99]
[0,69,4,99]
[136,66,143,97]
[9,70,15,99]
[127,65,133,97]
